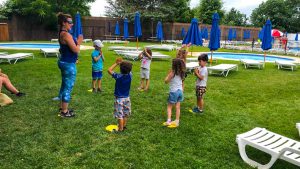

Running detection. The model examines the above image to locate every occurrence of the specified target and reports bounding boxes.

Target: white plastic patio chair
[240,59,264,69]
[0,53,34,64]
[50,39,58,42]
[40,48,60,58]
[83,39,92,43]
[237,127,300,169]
[207,64,238,77]
[145,44,175,51]
[274,60,297,71]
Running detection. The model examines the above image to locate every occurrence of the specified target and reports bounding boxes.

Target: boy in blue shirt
[108,58,133,132]
[91,40,105,93]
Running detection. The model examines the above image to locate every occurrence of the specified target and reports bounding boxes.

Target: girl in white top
[163,59,186,127]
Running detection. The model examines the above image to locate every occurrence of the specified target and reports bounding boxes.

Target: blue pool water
[0,43,59,49]
[211,53,294,62]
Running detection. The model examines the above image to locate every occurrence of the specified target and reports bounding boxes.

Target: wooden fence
[0,15,261,41]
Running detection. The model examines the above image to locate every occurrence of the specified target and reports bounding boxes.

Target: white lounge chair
[0,52,8,55]
[108,46,140,51]
[121,52,170,61]
[186,62,199,72]
[186,57,217,63]
[83,39,92,43]
[145,44,176,51]
[0,53,34,64]
[207,64,238,77]
[275,60,297,71]
[40,48,60,58]
[237,127,300,169]
[50,39,58,42]
[240,59,264,69]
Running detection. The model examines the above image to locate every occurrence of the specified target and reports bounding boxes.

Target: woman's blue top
[59,30,78,63]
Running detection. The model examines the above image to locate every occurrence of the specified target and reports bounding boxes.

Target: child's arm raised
[164,70,173,84]
[144,50,152,59]
[108,58,122,75]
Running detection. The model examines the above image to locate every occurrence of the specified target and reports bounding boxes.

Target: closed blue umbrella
[228,28,233,41]
[248,30,251,39]
[295,33,298,41]
[114,21,120,40]
[202,27,208,39]
[181,28,186,39]
[134,12,142,49]
[233,29,237,40]
[123,18,129,40]
[72,12,83,40]
[156,21,163,42]
[115,21,120,36]
[208,13,220,64]
[182,18,203,56]
[261,19,272,63]
[243,30,247,40]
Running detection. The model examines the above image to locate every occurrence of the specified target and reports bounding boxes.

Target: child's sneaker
[97,88,103,93]
[60,110,75,118]
[192,107,201,113]
[92,88,97,93]
[163,120,172,126]
[137,87,144,92]
[168,120,179,128]
[16,92,25,97]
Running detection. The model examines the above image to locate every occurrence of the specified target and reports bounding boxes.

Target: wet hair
[198,53,208,62]
[57,12,72,27]
[176,49,187,63]
[143,48,152,56]
[172,58,186,80]
[120,61,133,74]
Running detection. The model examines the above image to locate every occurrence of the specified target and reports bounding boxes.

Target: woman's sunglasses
[66,20,73,24]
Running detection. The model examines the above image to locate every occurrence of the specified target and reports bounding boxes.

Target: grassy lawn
[0,42,300,168]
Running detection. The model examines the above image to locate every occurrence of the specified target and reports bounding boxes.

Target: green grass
[0,42,300,168]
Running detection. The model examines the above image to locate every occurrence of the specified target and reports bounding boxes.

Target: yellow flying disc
[105,125,118,132]
[88,89,93,92]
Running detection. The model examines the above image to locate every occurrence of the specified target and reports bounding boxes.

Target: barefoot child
[91,40,105,92]
[164,59,186,127]
[191,54,208,113]
[108,58,133,132]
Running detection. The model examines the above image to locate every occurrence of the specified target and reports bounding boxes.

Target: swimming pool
[0,43,93,50]
[0,43,59,49]
[210,52,294,62]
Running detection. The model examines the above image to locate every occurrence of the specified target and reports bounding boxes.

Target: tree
[0,0,95,30]
[223,8,247,26]
[194,0,225,24]
[105,0,193,22]
[250,0,300,32]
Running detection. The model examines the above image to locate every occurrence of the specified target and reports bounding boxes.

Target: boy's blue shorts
[168,89,184,104]
[92,71,103,80]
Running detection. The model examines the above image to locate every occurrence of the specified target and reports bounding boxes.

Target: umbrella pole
[210,51,213,65]
[191,46,193,57]
[264,51,266,65]
[136,37,139,50]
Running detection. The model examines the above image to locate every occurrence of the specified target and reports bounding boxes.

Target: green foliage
[250,0,300,32]
[0,0,95,30]
[105,0,194,22]
[194,0,225,24]
[223,8,248,26]
[0,42,300,168]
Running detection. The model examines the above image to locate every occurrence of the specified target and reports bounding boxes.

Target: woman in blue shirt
[57,12,82,117]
